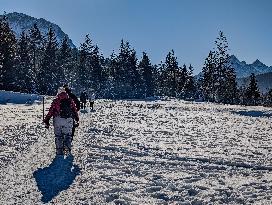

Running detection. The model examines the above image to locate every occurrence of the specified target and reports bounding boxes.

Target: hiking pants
[53,116,73,154]
[89,101,94,110]
[71,120,76,142]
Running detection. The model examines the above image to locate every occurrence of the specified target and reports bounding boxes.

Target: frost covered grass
[0,97,272,204]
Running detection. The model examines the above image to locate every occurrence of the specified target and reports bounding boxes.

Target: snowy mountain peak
[2,12,76,48]
[252,59,266,67]
[241,61,247,65]
[230,55,272,78]
[229,54,238,60]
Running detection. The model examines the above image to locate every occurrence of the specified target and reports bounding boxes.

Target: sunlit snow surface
[1,98,272,204]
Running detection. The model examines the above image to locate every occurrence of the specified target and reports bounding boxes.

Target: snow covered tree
[77,34,93,90]
[16,31,34,93]
[89,45,106,92]
[37,27,59,95]
[29,23,44,69]
[29,23,44,92]
[0,14,17,91]
[115,40,141,98]
[57,36,75,86]
[103,51,119,99]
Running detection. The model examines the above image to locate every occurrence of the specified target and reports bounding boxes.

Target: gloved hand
[43,118,50,129]
[74,121,79,127]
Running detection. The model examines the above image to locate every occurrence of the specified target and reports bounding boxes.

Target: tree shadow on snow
[233,110,272,118]
[33,155,81,203]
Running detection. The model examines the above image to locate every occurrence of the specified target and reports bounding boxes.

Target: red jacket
[44,92,79,122]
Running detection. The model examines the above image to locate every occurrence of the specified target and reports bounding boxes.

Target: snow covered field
[1,95,272,204]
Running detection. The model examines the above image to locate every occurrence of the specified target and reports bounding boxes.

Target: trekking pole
[42,95,45,121]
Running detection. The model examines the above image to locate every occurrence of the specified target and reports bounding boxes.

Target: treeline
[0,14,271,106]
[0,14,196,99]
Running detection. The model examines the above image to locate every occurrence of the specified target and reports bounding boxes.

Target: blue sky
[1,0,271,74]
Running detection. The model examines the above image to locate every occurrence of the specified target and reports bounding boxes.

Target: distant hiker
[43,87,79,155]
[89,92,96,111]
[63,84,80,140]
[80,91,88,109]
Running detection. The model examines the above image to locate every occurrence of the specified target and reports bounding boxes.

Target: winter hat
[57,87,66,95]
[63,84,71,93]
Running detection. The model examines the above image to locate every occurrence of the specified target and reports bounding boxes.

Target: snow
[0,90,42,104]
[1,91,272,204]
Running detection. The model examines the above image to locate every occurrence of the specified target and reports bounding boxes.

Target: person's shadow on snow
[80,109,88,114]
[33,155,81,203]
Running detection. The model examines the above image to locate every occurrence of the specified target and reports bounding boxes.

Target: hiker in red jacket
[43,88,79,155]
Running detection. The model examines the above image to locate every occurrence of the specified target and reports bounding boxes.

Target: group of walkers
[43,84,95,156]
[80,91,95,111]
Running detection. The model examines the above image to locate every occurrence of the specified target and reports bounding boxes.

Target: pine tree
[245,73,260,105]
[116,39,127,83]
[224,66,237,104]
[77,34,93,90]
[37,27,59,95]
[156,61,166,96]
[178,64,188,98]
[152,64,160,96]
[57,36,73,86]
[115,40,140,98]
[29,23,44,92]
[183,64,196,100]
[214,31,237,103]
[104,51,119,99]
[237,85,247,105]
[139,52,154,98]
[201,31,237,103]
[163,50,180,97]
[128,48,141,98]
[16,31,34,93]
[108,51,118,79]
[68,48,80,89]
[89,45,105,91]
[0,14,17,91]
[202,51,217,101]
[264,89,272,106]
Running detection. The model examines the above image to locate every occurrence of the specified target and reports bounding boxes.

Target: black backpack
[59,98,73,118]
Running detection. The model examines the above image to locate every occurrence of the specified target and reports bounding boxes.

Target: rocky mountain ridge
[2,12,76,48]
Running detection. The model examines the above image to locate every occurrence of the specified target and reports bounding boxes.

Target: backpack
[80,92,87,102]
[59,98,73,118]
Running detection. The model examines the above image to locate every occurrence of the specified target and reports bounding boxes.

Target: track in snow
[1,99,272,204]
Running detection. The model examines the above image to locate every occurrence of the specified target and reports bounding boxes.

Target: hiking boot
[56,148,64,155]
[63,146,71,155]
